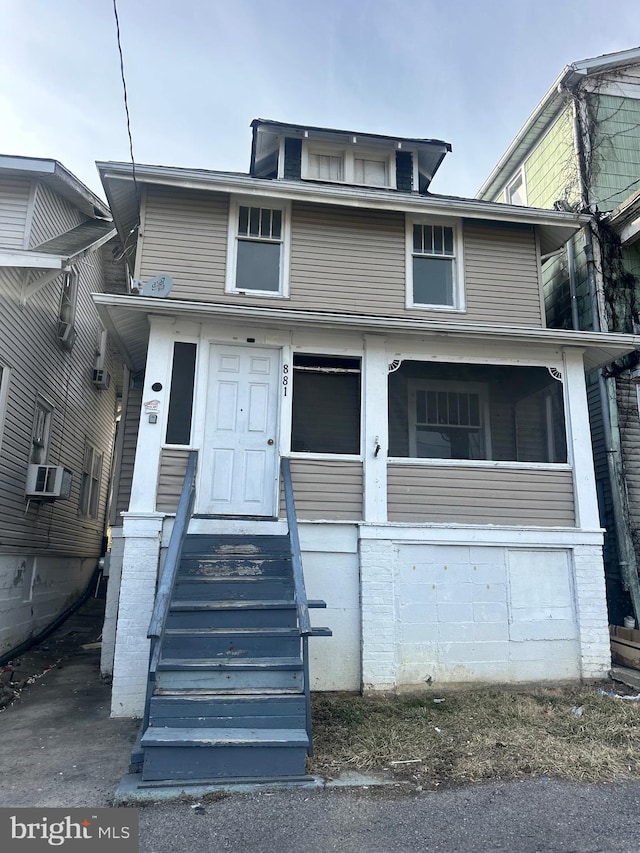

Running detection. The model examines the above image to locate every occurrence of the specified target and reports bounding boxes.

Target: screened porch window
[409,380,489,459]
[389,361,567,463]
[291,354,361,454]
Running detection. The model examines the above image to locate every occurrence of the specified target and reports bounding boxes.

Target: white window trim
[225,196,291,298]
[301,141,397,189]
[30,396,54,465]
[58,266,79,328]
[405,215,465,312]
[505,167,527,206]
[407,378,491,460]
[79,441,103,519]
[0,364,10,453]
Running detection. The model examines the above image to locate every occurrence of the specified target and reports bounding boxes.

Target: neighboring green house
[478,46,640,625]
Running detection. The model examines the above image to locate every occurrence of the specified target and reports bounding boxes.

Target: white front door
[200,344,280,516]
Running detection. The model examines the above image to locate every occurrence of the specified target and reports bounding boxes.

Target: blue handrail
[280,457,311,636]
[142,450,198,729]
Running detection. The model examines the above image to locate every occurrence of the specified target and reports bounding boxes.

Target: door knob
[267,439,274,445]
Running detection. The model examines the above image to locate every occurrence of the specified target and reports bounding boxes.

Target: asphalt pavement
[1,598,640,852]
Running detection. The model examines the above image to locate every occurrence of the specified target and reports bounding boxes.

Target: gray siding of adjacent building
[0,176,32,249]
[29,182,87,248]
[137,186,544,328]
[113,384,143,519]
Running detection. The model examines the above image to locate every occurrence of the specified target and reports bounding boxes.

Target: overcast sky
[2,0,640,201]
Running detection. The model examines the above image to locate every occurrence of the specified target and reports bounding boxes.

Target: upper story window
[226,198,290,297]
[505,169,526,206]
[30,398,53,464]
[0,363,9,454]
[407,218,463,310]
[79,441,103,518]
[302,143,396,189]
[57,268,78,350]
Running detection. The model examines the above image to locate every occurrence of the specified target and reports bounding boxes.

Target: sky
[2,0,640,202]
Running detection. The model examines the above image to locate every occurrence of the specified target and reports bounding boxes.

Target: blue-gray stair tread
[141,727,309,748]
[182,536,291,556]
[157,657,304,671]
[170,599,326,610]
[310,627,332,637]
[155,686,303,695]
[164,628,300,637]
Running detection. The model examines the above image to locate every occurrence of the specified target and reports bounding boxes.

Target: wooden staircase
[136,531,331,784]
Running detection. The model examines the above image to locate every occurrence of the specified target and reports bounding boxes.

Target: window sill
[406,303,466,313]
[287,452,363,462]
[387,458,571,471]
[226,289,289,299]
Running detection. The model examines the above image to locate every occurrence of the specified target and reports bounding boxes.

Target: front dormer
[250,119,451,193]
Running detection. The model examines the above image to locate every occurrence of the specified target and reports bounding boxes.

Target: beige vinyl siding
[113,384,142,519]
[138,188,544,327]
[138,185,228,299]
[387,464,575,526]
[0,176,31,248]
[0,252,117,558]
[156,448,190,513]
[29,182,87,248]
[462,223,542,326]
[280,460,363,520]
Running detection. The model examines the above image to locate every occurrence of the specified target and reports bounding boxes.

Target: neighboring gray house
[0,155,125,657]
[476,47,640,626]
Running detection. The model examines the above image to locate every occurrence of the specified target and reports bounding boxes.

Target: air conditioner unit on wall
[92,368,111,390]
[57,321,77,351]
[25,464,73,500]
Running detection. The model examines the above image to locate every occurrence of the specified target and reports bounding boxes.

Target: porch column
[110,512,163,717]
[562,348,600,530]
[363,335,388,523]
[129,316,175,513]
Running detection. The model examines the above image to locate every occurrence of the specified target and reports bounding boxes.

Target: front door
[200,344,280,516]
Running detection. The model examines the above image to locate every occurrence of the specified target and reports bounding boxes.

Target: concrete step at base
[140,726,309,782]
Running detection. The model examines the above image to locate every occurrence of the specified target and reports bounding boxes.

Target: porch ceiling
[93,293,640,374]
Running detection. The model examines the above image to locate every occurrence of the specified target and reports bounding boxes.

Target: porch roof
[93,293,639,374]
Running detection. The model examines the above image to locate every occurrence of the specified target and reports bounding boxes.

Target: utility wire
[112,0,141,225]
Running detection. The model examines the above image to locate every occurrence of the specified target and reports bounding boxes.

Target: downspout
[572,86,640,623]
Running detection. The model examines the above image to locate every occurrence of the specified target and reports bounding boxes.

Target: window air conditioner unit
[57,321,77,351]
[92,368,111,390]
[25,464,73,500]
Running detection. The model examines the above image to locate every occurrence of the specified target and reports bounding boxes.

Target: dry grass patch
[309,686,640,788]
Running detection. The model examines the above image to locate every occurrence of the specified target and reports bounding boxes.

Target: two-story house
[477,47,640,628]
[0,155,125,659]
[95,121,638,785]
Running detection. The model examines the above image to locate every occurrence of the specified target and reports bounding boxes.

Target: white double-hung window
[226,198,290,297]
[407,218,463,310]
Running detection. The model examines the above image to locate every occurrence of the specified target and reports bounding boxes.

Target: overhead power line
[112,0,141,226]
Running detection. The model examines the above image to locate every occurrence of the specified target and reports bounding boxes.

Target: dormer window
[301,143,396,189]
[505,169,527,206]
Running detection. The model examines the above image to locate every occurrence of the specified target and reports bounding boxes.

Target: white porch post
[111,316,175,716]
[362,335,388,523]
[562,348,610,678]
[129,316,175,512]
[562,348,600,530]
[110,512,163,717]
